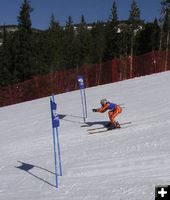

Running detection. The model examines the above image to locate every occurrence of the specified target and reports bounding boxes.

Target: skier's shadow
[81,121,109,127]
[16,161,56,188]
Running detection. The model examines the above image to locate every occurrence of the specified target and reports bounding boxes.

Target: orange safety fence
[0,50,169,107]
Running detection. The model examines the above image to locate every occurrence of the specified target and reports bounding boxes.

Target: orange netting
[0,50,169,107]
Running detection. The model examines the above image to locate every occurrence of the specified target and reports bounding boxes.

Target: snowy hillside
[0,71,170,200]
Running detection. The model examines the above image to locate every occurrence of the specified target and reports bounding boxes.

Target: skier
[92,99,122,129]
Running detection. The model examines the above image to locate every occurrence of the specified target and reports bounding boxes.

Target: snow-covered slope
[0,71,170,200]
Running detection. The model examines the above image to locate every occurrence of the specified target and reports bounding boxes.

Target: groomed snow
[0,71,170,200]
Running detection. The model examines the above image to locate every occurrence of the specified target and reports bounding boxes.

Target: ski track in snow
[0,71,170,200]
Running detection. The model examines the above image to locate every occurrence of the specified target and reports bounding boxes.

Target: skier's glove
[92,109,97,112]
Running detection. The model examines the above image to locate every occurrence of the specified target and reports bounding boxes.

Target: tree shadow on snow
[15,161,57,188]
[81,121,109,127]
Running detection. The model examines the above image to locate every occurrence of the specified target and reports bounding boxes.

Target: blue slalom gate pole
[52,127,58,188]
[56,127,62,176]
[80,89,86,123]
[77,75,87,123]
[50,96,58,188]
[83,88,87,118]
[52,94,62,176]
[50,94,62,188]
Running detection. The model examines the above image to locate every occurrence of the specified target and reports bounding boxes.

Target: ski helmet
[100,99,107,105]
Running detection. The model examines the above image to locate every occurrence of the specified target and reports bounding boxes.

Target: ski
[88,127,120,134]
[87,122,132,134]
[119,121,132,125]
[86,126,106,131]
[86,122,131,132]
[88,129,108,134]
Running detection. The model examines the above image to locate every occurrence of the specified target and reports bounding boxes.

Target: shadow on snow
[16,161,57,188]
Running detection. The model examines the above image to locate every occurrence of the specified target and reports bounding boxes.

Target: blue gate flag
[77,75,84,90]
[50,100,60,128]
[77,75,87,122]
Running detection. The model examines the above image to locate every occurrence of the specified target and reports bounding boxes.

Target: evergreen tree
[31,31,49,74]
[128,0,142,56]
[128,0,141,30]
[49,14,60,32]
[62,16,77,69]
[137,19,160,54]
[76,15,93,66]
[15,0,35,82]
[151,19,161,50]
[127,0,142,77]
[0,25,10,87]
[90,21,106,64]
[159,0,170,50]
[0,25,17,87]
[118,22,132,57]
[104,0,119,60]
[160,0,170,70]
[46,14,64,71]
